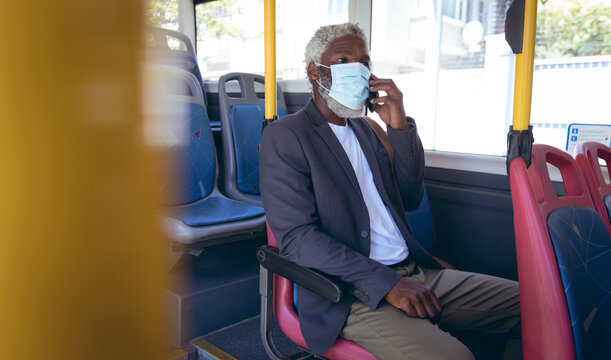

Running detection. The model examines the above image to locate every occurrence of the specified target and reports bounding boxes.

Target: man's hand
[385,278,442,321]
[369,74,409,130]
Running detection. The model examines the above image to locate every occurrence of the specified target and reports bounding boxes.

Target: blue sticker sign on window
[566,124,611,155]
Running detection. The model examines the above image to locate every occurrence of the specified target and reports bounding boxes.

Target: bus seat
[405,186,435,253]
[257,226,376,360]
[144,64,265,249]
[144,27,214,126]
[218,73,288,206]
[510,144,611,360]
[575,142,611,235]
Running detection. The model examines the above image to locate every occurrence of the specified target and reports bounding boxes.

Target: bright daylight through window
[370,0,610,156]
[149,0,611,157]
[194,0,350,80]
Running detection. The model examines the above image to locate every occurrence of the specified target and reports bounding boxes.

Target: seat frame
[575,142,611,235]
[218,72,287,206]
[146,65,265,252]
[257,227,376,360]
[510,144,602,360]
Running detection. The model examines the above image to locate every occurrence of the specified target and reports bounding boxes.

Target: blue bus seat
[144,65,265,248]
[144,27,217,128]
[218,72,288,206]
[510,144,611,360]
[576,142,611,236]
[405,186,435,253]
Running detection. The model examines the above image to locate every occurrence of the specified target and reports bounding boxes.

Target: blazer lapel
[314,124,363,198]
[303,100,363,197]
[350,119,392,207]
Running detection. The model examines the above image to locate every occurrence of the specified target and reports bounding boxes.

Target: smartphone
[367,90,378,112]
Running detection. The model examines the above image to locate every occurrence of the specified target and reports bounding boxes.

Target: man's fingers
[370,95,388,104]
[404,303,418,318]
[422,294,439,319]
[427,291,442,313]
[369,83,401,99]
[369,81,395,92]
[410,297,428,318]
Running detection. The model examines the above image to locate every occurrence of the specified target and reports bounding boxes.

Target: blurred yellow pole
[264,0,277,120]
[0,2,162,359]
[512,0,538,131]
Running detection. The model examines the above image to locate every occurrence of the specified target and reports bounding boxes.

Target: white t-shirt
[328,122,409,265]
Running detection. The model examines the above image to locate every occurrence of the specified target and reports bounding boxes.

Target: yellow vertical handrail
[264,0,277,121]
[0,2,161,358]
[512,0,538,131]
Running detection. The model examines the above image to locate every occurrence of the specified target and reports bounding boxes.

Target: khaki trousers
[340,258,521,360]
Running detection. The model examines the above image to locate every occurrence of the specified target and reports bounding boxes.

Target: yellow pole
[512,0,538,131]
[0,2,162,359]
[264,0,277,120]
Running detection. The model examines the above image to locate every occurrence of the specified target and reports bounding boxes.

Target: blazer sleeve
[386,118,425,210]
[259,121,400,310]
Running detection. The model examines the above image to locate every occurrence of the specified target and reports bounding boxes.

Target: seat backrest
[405,187,435,253]
[576,142,611,235]
[266,227,375,360]
[218,73,287,202]
[145,27,208,108]
[143,64,217,206]
[510,144,611,360]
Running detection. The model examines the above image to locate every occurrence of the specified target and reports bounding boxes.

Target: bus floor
[191,317,507,360]
[192,315,309,360]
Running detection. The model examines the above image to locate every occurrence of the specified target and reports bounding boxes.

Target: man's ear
[306,62,319,82]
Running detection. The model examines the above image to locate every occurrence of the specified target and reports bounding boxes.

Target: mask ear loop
[314,63,332,93]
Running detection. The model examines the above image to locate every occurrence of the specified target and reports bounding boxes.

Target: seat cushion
[548,206,611,360]
[229,105,288,195]
[161,194,264,226]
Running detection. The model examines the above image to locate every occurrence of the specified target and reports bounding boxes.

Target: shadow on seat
[143,65,266,254]
[510,144,611,360]
[257,226,375,360]
[218,73,288,206]
[575,142,611,235]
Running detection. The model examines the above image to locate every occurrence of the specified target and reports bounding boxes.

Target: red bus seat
[257,225,375,360]
[575,142,611,235]
[510,144,611,360]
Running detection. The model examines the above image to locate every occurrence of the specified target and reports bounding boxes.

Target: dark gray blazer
[259,99,440,355]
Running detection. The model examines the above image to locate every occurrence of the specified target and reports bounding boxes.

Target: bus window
[531,0,611,154]
[370,0,514,156]
[371,0,610,157]
[195,0,350,80]
[147,0,180,31]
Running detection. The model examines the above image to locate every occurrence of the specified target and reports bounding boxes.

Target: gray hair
[304,23,368,67]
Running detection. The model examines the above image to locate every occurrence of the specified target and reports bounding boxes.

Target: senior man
[259,23,522,360]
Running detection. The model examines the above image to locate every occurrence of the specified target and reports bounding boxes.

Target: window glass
[147,0,179,31]
[371,0,513,156]
[371,0,611,156]
[532,0,611,154]
[195,0,350,80]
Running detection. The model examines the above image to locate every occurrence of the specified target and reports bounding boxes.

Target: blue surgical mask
[316,62,371,110]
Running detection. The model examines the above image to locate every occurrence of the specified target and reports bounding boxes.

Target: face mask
[315,62,371,110]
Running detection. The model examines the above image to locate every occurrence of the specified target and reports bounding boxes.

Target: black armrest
[256,245,343,303]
